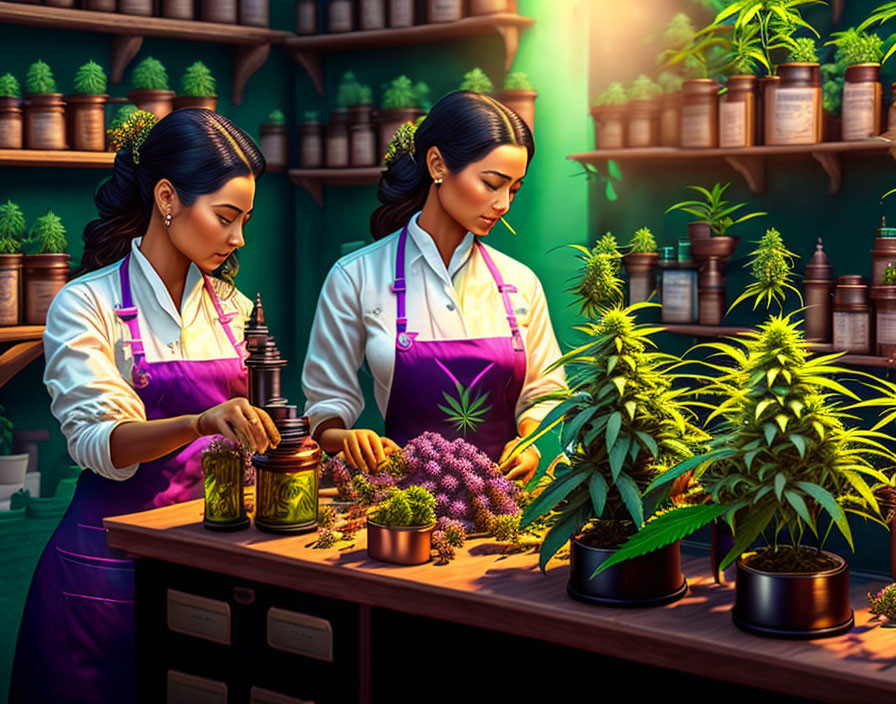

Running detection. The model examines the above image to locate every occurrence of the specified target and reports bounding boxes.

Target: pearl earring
[434,177,443,185]
[164,212,172,228]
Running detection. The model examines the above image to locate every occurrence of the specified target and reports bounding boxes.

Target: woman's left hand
[498,437,539,483]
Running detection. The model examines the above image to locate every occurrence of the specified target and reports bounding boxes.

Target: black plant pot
[732,550,854,639]
[567,537,687,607]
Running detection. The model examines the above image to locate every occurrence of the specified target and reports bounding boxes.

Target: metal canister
[833,275,872,353]
[842,64,882,140]
[803,238,834,342]
[254,408,320,533]
[872,218,896,285]
[202,440,249,531]
[719,74,758,148]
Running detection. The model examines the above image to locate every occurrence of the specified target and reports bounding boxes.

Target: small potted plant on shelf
[127,57,175,120]
[298,109,323,169]
[774,37,822,145]
[591,81,628,150]
[119,0,154,16]
[23,211,70,326]
[499,70,536,131]
[67,60,108,152]
[201,0,237,24]
[174,61,218,112]
[338,72,374,125]
[0,405,30,503]
[258,109,288,172]
[622,226,659,304]
[871,261,896,358]
[0,72,22,149]
[367,485,437,565]
[162,0,194,20]
[0,200,25,326]
[821,62,844,142]
[23,60,65,151]
[601,250,893,638]
[826,28,884,141]
[459,67,494,94]
[716,24,763,148]
[351,85,377,167]
[509,243,707,606]
[657,71,683,147]
[376,75,426,160]
[626,74,662,148]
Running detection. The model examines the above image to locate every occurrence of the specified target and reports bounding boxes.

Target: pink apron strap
[202,274,249,366]
[115,254,151,388]
[475,242,524,352]
[392,225,414,351]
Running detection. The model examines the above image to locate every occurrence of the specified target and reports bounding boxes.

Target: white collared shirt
[42,238,253,481]
[302,212,566,436]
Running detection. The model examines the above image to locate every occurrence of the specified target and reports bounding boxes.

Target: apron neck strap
[475,242,524,352]
[392,224,410,337]
[201,273,247,363]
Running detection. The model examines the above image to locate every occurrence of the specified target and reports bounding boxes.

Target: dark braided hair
[370,91,534,240]
[77,108,265,284]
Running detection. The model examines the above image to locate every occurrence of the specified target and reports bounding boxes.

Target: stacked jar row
[593,65,892,150]
[296,0,517,34]
[10,0,272,26]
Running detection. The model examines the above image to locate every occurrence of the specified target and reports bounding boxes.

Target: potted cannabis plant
[826,28,885,140]
[127,57,175,119]
[499,70,536,132]
[174,62,217,112]
[657,71,683,147]
[511,241,707,606]
[591,82,628,150]
[67,60,108,152]
[23,61,66,150]
[626,74,662,148]
[0,405,29,500]
[459,67,494,95]
[376,75,425,158]
[24,211,69,326]
[0,201,25,326]
[602,238,893,638]
[367,486,437,565]
[259,109,288,172]
[0,73,22,149]
[622,226,659,305]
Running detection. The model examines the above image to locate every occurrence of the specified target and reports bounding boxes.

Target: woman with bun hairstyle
[9,108,280,704]
[302,91,565,480]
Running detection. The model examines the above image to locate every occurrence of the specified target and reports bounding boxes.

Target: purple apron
[384,224,527,461]
[9,254,248,704]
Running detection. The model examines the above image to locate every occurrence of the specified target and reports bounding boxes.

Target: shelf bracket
[296,177,324,206]
[232,43,270,106]
[110,34,143,84]
[0,340,43,389]
[811,150,842,194]
[493,24,520,71]
[290,49,323,95]
[724,154,765,194]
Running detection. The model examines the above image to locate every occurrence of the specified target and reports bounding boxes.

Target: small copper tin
[367,518,435,565]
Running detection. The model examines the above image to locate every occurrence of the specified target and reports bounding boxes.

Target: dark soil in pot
[733,548,853,639]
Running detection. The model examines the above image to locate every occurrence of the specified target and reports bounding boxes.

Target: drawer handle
[234,586,255,605]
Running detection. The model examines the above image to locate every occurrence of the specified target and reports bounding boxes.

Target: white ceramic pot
[0,453,29,484]
[0,482,24,501]
[25,471,40,497]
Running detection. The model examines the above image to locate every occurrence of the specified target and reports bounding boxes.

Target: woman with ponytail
[10,108,279,704]
[302,91,565,479]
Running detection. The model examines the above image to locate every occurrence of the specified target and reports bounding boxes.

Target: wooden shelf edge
[0,150,115,168]
[0,2,290,44]
[0,325,45,343]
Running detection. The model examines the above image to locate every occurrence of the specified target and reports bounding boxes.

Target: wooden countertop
[105,500,896,703]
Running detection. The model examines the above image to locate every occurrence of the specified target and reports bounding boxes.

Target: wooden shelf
[0,2,291,104]
[287,166,381,205]
[660,323,896,369]
[0,326,45,389]
[0,149,115,169]
[568,139,894,195]
[283,13,535,94]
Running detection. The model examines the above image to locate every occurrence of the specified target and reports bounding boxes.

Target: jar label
[0,117,22,149]
[351,129,377,166]
[661,272,696,323]
[360,0,385,28]
[833,311,871,352]
[297,2,316,32]
[0,270,18,325]
[75,109,105,150]
[842,82,877,140]
[598,119,624,149]
[31,111,65,150]
[878,311,896,345]
[719,101,747,148]
[772,87,818,144]
[680,103,714,147]
[326,134,349,168]
[430,0,462,21]
[627,116,652,147]
[328,0,352,31]
[28,279,62,320]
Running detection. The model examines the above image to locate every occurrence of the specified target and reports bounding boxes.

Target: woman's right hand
[194,398,281,454]
[340,429,400,473]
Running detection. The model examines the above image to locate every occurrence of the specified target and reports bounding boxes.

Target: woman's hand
[499,437,539,483]
[194,398,280,454]
[340,429,400,473]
